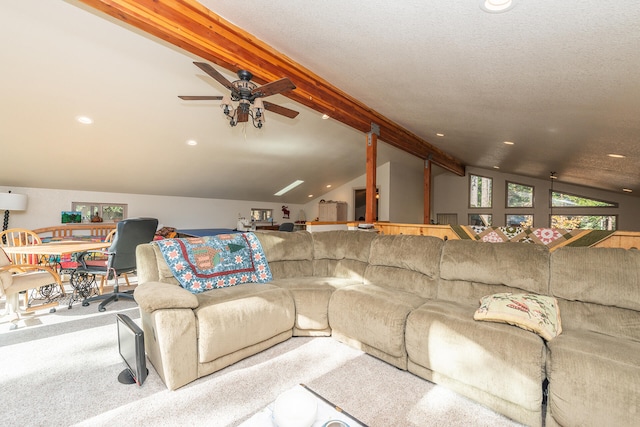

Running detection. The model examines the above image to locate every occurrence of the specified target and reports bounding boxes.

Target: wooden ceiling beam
[79,0,465,176]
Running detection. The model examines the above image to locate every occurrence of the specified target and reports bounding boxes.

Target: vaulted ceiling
[2,0,639,204]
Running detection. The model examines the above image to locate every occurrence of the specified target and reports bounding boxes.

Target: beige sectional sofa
[133,230,640,427]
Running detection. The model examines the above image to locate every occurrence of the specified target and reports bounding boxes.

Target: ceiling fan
[179,62,299,128]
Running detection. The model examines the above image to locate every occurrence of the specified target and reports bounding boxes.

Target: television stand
[118,368,148,385]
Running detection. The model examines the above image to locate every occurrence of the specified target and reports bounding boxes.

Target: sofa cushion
[255,231,314,279]
[271,276,361,332]
[255,231,313,263]
[312,230,376,262]
[312,231,376,280]
[194,283,295,363]
[438,240,550,304]
[328,284,425,362]
[551,247,640,312]
[364,234,442,298]
[546,330,640,427]
[406,300,546,413]
[474,292,562,341]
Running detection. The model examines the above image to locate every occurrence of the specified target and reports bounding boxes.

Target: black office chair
[278,222,295,232]
[78,217,158,312]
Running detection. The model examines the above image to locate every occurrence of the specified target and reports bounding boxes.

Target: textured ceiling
[1,0,639,204]
[205,0,640,194]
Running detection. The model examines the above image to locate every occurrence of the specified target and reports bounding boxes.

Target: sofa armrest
[134,281,199,312]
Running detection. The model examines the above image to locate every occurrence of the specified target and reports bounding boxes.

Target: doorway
[354,188,379,221]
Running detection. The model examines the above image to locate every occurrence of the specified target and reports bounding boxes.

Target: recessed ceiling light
[480,0,515,13]
[607,153,626,158]
[436,133,445,137]
[274,180,304,196]
[493,166,500,169]
[322,114,330,120]
[186,140,198,146]
[308,194,313,198]
[76,115,93,124]
[623,188,633,193]
[326,184,332,188]
[503,141,515,145]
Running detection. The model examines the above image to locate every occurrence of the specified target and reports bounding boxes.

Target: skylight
[274,180,304,196]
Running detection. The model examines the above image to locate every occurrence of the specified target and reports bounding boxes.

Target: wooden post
[424,159,432,224]
[366,131,377,223]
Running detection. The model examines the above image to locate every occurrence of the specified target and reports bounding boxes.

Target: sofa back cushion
[312,230,376,281]
[438,240,550,306]
[364,234,443,298]
[254,231,313,278]
[550,247,640,339]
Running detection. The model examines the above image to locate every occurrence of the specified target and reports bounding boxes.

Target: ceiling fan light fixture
[181,62,298,129]
[480,0,514,13]
[220,94,234,114]
[253,98,264,118]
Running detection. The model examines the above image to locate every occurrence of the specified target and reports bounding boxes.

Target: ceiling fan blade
[178,95,223,100]
[193,62,235,91]
[252,78,296,98]
[263,101,300,119]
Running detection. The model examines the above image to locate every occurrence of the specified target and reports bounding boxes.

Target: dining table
[2,240,111,310]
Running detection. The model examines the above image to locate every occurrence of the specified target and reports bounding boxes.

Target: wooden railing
[33,223,116,240]
[371,223,640,249]
[371,223,461,240]
[592,231,640,249]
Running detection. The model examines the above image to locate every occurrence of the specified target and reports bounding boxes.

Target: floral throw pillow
[474,292,562,341]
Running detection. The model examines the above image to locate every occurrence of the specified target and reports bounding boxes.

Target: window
[72,202,127,222]
[469,214,492,226]
[551,191,617,208]
[250,208,273,222]
[469,174,492,208]
[506,214,533,227]
[506,182,534,208]
[551,215,616,230]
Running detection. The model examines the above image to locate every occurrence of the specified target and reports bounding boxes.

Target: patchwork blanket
[153,232,272,293]
[451,225,614,251]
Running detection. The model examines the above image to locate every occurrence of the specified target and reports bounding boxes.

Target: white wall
[432,166,640,231]
[389,160,424,223]
[302,162,392,222]
[301,156,424,224]
[0,186,305,231]
[5,163,638,232]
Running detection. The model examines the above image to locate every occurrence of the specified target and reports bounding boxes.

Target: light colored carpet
[0,297,523,427]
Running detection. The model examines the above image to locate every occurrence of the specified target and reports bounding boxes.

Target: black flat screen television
[116,314,147,386]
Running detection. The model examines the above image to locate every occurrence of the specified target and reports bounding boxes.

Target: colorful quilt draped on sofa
[451,226,614,250]
[153,232,272,293]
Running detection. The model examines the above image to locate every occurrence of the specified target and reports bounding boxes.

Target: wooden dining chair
[0,248,61,328]
[0,228,44,309]
[0,228,43,266]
